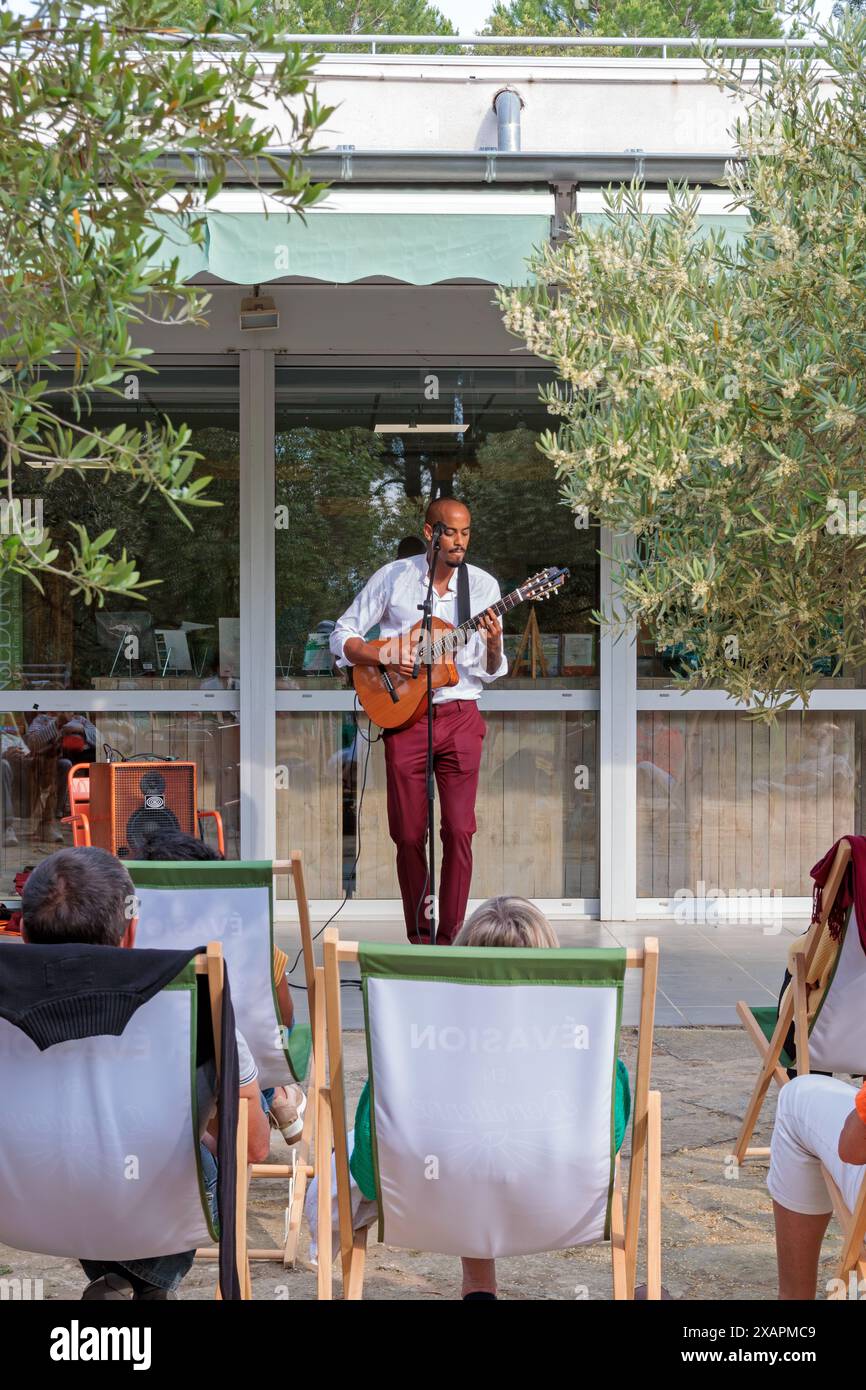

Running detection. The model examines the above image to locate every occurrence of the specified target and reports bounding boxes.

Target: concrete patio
[277,913,809,1030]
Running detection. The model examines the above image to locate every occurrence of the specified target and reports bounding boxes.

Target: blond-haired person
[346,896,631,1300]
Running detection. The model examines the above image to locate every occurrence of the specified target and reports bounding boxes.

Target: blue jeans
[80,1145,219,1294]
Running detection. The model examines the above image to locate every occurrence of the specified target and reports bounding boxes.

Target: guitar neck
[432,587,525,659]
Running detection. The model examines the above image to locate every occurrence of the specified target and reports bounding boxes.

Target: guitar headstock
[521,567,570,602]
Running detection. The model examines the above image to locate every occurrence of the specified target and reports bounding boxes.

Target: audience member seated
[327,896,631,1302]
[0,721,30,847]
[768,1072,866,1299]
[20,846,271,1300]
[136,828,306,1145]
[23,712,97,843]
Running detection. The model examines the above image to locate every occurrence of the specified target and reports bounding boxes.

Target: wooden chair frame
[734,838,852,1164]
[820,1160,866,1297]
[316,926,662,1302]
[200,942,253,1300]
[196,852,317,1270]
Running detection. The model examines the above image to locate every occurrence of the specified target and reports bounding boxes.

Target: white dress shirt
[331,554,508,703]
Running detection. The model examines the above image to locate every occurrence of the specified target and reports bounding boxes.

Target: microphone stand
[413,525,441,945]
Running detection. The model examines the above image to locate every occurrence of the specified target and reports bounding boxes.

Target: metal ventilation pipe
[493,88,524,152]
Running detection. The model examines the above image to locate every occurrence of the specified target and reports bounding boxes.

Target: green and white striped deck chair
[126,855,317,1267]
[316,927,662,1301]
[735,838,866,1163]
[0,942,251,1300]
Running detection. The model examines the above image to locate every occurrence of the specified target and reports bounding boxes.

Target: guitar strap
[457,559,470,627]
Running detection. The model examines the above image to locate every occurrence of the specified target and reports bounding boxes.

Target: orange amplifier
[86,761,197,857]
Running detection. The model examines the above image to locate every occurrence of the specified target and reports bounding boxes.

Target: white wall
[219,52,836,157]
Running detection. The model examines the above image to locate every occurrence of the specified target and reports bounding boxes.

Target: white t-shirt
[196,1027,258,1134]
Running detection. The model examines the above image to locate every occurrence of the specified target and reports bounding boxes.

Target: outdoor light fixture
[240,286,279,331]
[374,423,470,435]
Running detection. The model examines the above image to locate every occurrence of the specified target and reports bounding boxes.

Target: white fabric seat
[808,907,866,1075]
[0,965,214,1260]
[314,930,662,1301]
[129,862,296,1089]
[367,973,622,1257]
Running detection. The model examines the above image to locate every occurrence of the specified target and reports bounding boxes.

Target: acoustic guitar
[352,566,570,731]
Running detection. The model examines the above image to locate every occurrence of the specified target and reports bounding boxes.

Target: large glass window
[274,367,599,690]
[276,710,598,901]
[5,366,239,692]
[637,710,861,900]
[638,627,866,690]
[273,365,600,905]
[0,709,239,898]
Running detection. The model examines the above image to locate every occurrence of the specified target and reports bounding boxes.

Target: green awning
[581,211,749,248]
[148,191,554,287]
[149,212,209,282]
[211,210,550,284]
[147,193,748,287]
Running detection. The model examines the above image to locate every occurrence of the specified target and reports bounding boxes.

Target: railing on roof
[221,33,822,58]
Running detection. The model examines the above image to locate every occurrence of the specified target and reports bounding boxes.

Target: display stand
[511,605,548,680]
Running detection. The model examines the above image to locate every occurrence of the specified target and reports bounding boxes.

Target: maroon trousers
[383,699,486,945]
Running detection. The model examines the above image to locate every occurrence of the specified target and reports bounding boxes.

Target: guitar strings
[431,589,522,660]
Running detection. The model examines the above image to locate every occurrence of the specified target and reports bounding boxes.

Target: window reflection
[274,368,599,690]
[0,711,239,900]
[4,368,240,693]
[275,710,599,901]
[636,712,863,899]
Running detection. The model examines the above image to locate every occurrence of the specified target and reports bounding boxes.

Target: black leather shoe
[81,1274,135,1300]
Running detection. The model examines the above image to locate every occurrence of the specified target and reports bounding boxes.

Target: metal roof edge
[153,149,735,187]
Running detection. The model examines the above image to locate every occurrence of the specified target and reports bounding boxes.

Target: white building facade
[6,39,849,925]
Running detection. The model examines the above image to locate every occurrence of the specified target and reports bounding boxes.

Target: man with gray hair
[22,845,137,947]
[20,846,270,1299]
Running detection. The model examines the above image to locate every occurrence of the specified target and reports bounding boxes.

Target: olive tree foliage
[175,0,457,52]
[482,0,784,55]
[0,0,330,605]
[498,3,866,714]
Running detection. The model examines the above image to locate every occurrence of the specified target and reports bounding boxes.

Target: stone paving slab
[1,1027,848,1302]
[279,916,805,1030]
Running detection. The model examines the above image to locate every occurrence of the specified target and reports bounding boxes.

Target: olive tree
[499,4,866,712]
[0,0,330,604]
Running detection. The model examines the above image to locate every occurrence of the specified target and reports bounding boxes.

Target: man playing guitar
[331,499,506,944]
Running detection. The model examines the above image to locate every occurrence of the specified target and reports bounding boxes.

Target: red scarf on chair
[810,835,866,953]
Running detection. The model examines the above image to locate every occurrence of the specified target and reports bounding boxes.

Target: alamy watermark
[0,498,44,544]
[673,881,783,931]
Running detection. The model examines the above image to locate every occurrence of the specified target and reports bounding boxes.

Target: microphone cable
[285,699,381,992]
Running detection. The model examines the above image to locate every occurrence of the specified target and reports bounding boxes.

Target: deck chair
[315,926,662,1301]
[127,853,317,1267]
[734,838,865,1163]
[0,940,251,1300]
[820,1155,866,1297]
[63,763,93,845]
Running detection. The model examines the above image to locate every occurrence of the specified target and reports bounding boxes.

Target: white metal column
[599,527,637,921]
[239,350,276,860]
